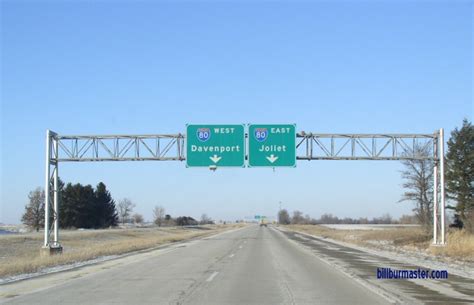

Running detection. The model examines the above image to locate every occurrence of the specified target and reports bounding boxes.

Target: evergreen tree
[77,184,96,228]
[60,183,78,228]
[446,119,474,232]
[94,182,118,228]
[59,183,96,228]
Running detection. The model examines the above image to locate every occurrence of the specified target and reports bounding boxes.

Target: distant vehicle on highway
[259,219,267,227]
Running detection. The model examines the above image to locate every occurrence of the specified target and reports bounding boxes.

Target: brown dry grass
[284,224,473,262]
[0,224,243,278]
[429,230,474,260]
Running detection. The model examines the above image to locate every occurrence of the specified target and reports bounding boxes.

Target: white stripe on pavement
[206,271,219,282]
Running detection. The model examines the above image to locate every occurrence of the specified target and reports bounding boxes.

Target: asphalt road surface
[1,225,472,304]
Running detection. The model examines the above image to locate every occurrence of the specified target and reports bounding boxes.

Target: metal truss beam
[296,133,438,161]
[53,133,438,162]
[56,134,185,162]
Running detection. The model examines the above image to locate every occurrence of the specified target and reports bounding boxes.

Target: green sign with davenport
[186,125,245,167]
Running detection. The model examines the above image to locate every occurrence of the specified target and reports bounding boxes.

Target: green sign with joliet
[248,124,296,167]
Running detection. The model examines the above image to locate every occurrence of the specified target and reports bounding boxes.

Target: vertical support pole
[433,134,439,244]
[306,137,310,159]
[372,138,376,158]
[53,137,59,247]
[351,137,355,157]
[176,136,181,159]
[43,130,51,247]
[439,128,446,244]
[331,137,334,157]
[433,161,438,244]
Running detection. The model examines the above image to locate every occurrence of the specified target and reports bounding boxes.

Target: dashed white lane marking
[206,271,219,282]
[229,254,235,258]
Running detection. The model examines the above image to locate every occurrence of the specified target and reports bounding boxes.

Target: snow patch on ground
[0,224,29,234]
[321,224,421,231]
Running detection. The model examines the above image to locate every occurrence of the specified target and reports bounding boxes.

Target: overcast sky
[1,1,472,224]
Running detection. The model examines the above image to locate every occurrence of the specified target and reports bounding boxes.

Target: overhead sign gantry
[42,126,446,254]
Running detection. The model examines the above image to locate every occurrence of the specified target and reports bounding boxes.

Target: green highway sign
[248,124,296,167]
[186,124,245,167]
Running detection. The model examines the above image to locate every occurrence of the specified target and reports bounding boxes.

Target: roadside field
[284,224,474,262]
[0,224,244,279]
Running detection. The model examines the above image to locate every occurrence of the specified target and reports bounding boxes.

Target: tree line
[22,180,119,230]
[152,206,213,227]
[21,182,214,231]
[277,210,413,225]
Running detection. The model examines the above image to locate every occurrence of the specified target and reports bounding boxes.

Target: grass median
[0,224,243,279]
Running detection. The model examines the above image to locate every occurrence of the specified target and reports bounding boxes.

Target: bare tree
[399,144,434,230]
[373,213,393,224]
[278,209,291,224]
[21,188,45,231]
[291,210,305,224]
[399,214,418,224]
[319,213,339,224]
[132,213,144,224]
[200,213,213,225]
[164,214,175,226]
[117,198,135,224]
[153,205,166,227]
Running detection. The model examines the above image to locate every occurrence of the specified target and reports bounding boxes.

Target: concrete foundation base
[40,245,63,256]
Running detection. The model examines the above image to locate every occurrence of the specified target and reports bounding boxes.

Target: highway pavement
[1,225,472,304]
